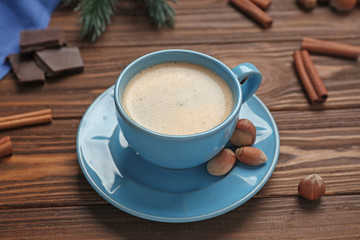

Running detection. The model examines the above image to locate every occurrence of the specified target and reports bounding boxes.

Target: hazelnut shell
[330,0,357,11]
[230,119,256,147]
[235,146,267,166]
[298,174,326,200]
[297,0,317,10]
[207,149,236,176]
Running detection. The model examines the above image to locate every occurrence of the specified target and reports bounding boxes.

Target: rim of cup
[114,49,242,140]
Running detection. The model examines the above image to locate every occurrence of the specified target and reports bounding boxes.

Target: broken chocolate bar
[7,54,45,85]
[34,47,84,76]
[20,28,66,53]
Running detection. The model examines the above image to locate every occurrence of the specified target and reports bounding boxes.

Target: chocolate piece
[7,54,45,85]
[20,28,66,53]
[34,47,84,76]
[33,55,57,77]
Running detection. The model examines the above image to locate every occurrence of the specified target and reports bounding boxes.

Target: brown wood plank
[1,42,360,114]
[1,195,360,239]
[0,108,359,208]
[51,1,360,47]
[0,1,359,238]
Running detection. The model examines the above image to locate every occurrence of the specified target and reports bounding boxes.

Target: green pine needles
[145,0,176,27]
[71,0,176,42]
[75,0,118,42]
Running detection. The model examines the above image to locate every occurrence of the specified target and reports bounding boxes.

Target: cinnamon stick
[293,51,320,104]
[0,109,52,131]
[230,0,273,28]
[301,50,328,101]
[250,0,272,10]
[302,37,360,60]
[0,109,51,122]
[0,136,12,158]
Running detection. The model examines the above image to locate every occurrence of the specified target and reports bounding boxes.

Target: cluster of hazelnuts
[298,0,359,11]
[206,119,267,176]
[206,119,327,201]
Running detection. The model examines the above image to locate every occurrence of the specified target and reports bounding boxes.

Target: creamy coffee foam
[122,62,233,135]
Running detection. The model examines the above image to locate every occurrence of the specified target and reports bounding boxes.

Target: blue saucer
[76,86,280,223]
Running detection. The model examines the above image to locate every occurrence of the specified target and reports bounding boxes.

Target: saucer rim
[76,86,280,223]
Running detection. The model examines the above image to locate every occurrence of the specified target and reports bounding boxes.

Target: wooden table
[1,1,360,239]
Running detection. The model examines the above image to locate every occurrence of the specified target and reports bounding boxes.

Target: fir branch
[73,0,177,42]
[75,0,118,42]
[142,0,176,27]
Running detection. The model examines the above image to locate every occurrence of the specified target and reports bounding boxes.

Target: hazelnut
[207,149,236,176]
[230,119,256,147]
[297,0,318,10]
[330,0,357,11]
[298,174,326,200]
[235,146,267,166]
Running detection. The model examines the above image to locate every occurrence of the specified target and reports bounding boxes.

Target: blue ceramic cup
[114,49,261,169]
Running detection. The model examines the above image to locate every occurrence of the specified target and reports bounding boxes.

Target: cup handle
[231,63,262,103]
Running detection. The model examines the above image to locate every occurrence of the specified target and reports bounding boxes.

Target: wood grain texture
[0,0,360,238]
[0,108,359,208]
[50,0,360,47]
[1,196,360,240]
[1,42,360,114]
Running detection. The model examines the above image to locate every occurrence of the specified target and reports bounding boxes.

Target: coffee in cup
[122,62,234,135]
[114,49,261,169]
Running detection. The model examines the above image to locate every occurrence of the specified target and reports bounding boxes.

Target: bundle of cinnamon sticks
[230,0,273,29]
[0,109,53,159]
[293,50,328,104]
[293,37,360,104]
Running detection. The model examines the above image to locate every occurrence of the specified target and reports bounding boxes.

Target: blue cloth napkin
[0,0,61,80]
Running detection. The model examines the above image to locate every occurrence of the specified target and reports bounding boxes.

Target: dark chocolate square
[7,54,45,85]
[34,47,84,76]
[20,28,66,53]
